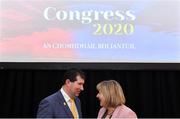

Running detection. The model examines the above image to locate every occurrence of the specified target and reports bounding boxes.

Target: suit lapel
[57,91,73,118]
[74,97,82,118]
[100,108,106,118]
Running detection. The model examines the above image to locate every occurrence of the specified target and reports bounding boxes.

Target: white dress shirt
[60,87,79,118]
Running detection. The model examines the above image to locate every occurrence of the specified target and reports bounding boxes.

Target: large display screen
[0,0,180,63]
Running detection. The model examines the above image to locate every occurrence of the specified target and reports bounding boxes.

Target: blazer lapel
[57,91,73,118]
[99,108,106,118]
[74,98,82,117]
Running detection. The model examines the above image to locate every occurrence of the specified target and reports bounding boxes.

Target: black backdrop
[0,70,180,117]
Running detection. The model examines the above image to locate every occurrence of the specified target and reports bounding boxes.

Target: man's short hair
[62,68,86,84]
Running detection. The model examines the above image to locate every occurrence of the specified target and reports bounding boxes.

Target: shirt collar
[60,87,71,102]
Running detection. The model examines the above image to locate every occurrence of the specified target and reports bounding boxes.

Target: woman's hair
[96,80,126,108]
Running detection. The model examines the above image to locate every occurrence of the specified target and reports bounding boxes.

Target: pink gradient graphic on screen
[0,10,33,22]
[0,28,76,59]
[0,9,33,30]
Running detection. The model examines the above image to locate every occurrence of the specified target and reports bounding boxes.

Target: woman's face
[96,91,106,107]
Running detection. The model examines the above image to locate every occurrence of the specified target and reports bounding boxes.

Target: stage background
[0,69,180,118]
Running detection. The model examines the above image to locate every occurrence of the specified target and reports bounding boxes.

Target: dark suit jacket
[37,91,82,118]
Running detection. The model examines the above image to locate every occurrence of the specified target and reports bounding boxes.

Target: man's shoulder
[42,91,62,103]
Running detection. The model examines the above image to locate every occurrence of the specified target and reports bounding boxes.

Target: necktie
[70,99,78,118]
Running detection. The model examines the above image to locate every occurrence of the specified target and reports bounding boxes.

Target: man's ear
[65,79,71,85]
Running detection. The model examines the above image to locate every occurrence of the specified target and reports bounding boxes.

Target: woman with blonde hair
[96,80,137,118]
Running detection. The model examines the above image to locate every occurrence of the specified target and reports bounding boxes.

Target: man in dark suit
[37,68,85,118]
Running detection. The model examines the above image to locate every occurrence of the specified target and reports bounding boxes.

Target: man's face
[70,75,85,97]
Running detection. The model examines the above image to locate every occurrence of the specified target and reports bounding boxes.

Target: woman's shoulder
[117,104,134,111]
[113,105,137,118]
